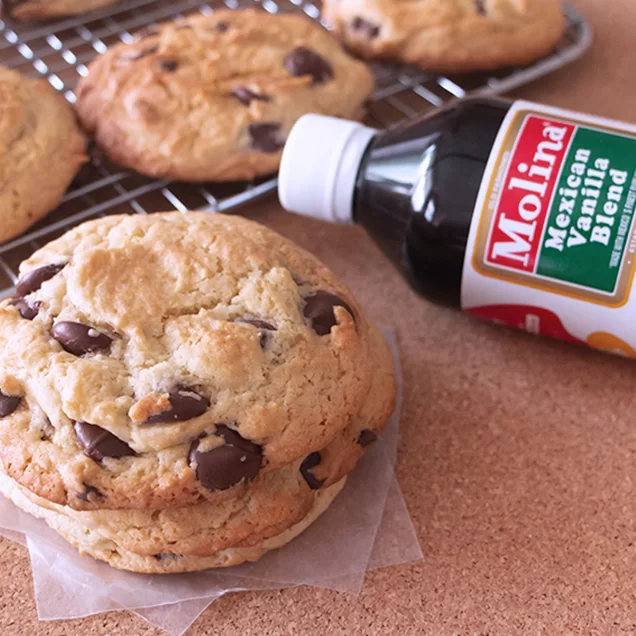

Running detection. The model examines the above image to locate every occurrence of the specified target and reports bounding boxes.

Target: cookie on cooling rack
[0,211,395,573]
[73,9,375,182]
[321,0,565,73]
[2,0,119,21]
[0,66,86,244]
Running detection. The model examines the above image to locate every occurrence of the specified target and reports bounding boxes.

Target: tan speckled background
[3,0,636,633]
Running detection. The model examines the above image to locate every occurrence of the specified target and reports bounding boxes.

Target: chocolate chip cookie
[73,9,374,182]
[0,212,395,513]
[322,0,565,73]
[0,66,86,244]
[0,211,394,571]
[2,0,119,21]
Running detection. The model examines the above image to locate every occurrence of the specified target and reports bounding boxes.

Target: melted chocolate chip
[74,422,135,462]
[0,391,21,418]
[214,21,229,32]
[235,318,276,348]
[284,47,334,85]
[52,322,112,356]
[303,291,354,336]
[119,46,158,64]
[189,425,262,491]
[358,429,377,447]
[232,87,272,106]
[145,388,210,424]
[248,123,284,153]
[474,0,487,15]
[77,484,104,502]
[11,297,41,320]
[300,452,324,490]
[351,16,380,38]
[153,553,181,561]
[158,58,178,72]
[235,318,276,331]
[16,263,65,297]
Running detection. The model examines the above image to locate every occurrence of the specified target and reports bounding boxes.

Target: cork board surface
[2,0,636,633]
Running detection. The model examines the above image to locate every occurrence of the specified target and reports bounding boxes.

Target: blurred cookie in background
[74,9,375,182]
[321,0,565,73]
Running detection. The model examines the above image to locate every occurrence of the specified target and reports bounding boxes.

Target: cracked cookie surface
[73,9,375,182]
[322,0,565,73]
[0,66,86,243]
[0,212,395,511]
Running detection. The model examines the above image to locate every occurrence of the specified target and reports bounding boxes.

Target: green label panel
[536,126,636,293]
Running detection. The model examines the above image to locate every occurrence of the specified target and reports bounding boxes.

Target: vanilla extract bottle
[279,98,636,357]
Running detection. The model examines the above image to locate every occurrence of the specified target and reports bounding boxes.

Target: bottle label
[462,100,636,356]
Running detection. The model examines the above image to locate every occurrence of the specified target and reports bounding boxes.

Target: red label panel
[486,116,576,273]
[466,304,586,346]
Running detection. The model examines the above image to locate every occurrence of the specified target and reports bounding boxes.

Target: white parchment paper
[0,328,422,635]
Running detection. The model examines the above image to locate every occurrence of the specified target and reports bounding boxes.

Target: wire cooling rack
[0,0,591,295]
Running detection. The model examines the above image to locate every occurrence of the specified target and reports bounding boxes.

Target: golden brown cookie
[0,212,395,513]
[0,66,86,244]
[0,467,347,573]
[73,10,375,182]
[322,0,565,73]
[2,0,119,21]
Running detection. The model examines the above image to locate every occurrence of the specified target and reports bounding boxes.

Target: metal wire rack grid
[0,0,591,295]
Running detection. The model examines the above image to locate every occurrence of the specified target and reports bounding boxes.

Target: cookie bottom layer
[0,470,346,574]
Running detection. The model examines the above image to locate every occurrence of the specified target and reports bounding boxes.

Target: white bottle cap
[278,114,377,224]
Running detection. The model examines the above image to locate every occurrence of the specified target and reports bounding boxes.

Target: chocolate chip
[119,46,158,64]
[11,297,41,320]
[0,391,21,418]
[351,16,380,38]
[145,387,210,424]
[248,123,284,153]
[474,0,487,15]
[303,291,354,336]
[235,318,276,331]
[214,21,229,32]
[16,263,66,297]
[153,553,181,561]
[189,425,262,491]
[300,452,324,490]
[232,87,271,106]
[358,429,377,447]
[52,322,112,356]
[74,422,136,462]
[284,47,334,85]
[77,484,104,502]
[158,58,178,72]
[235,318,276,348]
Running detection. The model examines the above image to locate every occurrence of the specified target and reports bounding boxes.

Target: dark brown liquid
[354,98,510,308]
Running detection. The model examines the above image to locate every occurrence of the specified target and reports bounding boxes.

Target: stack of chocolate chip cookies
[0,212,396,573]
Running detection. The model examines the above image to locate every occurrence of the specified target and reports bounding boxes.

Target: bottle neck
[354,98,511,306]
[353,120,442,278]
